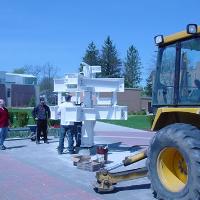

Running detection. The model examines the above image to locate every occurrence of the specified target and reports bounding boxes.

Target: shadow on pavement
[98,142,147,153]
[6,138,30,141]
[114,183,151,193]
[6,145,27,150]
[47,140,59,144]
[129,145,149,153]
[94,183,151,194]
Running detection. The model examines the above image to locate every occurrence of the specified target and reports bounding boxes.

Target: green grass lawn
[101,115,153,130]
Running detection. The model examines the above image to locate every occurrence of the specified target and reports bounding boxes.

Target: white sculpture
[50,63,127,147]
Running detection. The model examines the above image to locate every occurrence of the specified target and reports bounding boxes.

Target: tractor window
[153,44,176,105]
[179,38,200,105]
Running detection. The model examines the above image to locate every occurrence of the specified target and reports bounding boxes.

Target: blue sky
[0,0,199,83]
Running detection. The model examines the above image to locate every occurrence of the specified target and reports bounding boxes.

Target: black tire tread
[147,123,200,200]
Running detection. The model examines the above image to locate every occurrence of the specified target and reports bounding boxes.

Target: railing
[7,127,60,139]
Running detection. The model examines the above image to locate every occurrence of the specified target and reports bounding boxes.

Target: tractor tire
[147,123,200,200]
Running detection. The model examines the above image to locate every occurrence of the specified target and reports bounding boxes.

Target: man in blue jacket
[32,97,51,144]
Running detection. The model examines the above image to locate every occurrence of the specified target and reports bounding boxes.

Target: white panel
[94,106,127,120]
[82,108,96,120]
[96,97,112,105]
[95,106,114,119]
[54,79,66,92]
[50,105,127,121]
[91,66,101,74]
[65,74,79,84]
[81,121,96,147]
[62,107,81,122]
[83,78,124,92]
[50,106,59,120]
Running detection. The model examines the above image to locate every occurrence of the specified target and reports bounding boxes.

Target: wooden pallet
[77,161,102,172]
[71,155,103,172]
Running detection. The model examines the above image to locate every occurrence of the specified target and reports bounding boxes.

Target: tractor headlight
[186,24,198,34]
[154,35,164,45]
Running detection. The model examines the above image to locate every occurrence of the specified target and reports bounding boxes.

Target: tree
[13,65,43,84]
[38,63,58,105]
[124,45,141,88]
[100,36,122,78]
[144,71,153,96]
[80,42,100,72]
[39,77,54,92]
[23,65,42,81]
[18,63,58,93]
[13,67,27,74]
[143,52,157,96]
[39,62,58,92]
[13,63,58,105]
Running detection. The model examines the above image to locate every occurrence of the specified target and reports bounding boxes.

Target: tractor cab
[153,24,200,108]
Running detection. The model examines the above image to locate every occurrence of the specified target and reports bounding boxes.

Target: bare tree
[23,65,42,82]
[24,64,42,76]
[38,63,58,92]
[21,63,58,89]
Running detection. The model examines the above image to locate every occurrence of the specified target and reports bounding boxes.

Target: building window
[24,77,37,85]
[7,88,11,98]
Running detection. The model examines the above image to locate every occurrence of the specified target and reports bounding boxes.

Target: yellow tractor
[94,24,200,200]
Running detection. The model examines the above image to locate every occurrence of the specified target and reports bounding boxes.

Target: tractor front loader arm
[94,149,148,193]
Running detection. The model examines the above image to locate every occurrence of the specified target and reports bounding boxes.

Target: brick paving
[0,154,102,200]
[0,122,155,200]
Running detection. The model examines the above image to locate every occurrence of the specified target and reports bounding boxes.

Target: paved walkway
[0,122,155,200]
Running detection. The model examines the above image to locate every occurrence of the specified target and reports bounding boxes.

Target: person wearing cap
[32,97,51,144]
[0,99,10,150]
[57,94,76,154]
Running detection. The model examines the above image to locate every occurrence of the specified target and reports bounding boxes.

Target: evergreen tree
[80,42,100,72]
[143,52,157,96]
[100,36,122,78]
[144,72,153,96]
[124,45,141,88]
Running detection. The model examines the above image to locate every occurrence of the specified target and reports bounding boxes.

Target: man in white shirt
[57,94,75,154]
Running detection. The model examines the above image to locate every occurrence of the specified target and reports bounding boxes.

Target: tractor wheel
[147,123,200,200]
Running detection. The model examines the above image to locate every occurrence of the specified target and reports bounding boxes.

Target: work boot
[36,140,40,144]
[58,150,63,155]
[44,140,49,144]
[0,145,6,150]
[69,150,75,154]
[57,146,63,154]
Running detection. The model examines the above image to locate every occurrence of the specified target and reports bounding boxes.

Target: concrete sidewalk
[0,122,155,200]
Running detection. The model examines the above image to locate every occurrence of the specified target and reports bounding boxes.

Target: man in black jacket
[32,97,51,144]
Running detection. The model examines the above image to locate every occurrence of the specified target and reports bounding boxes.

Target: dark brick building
[0,72,39,107]
[101,88,152,114]
[0,84,6,100]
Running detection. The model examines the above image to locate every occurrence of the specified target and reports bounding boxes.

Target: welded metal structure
[50,63,127,147]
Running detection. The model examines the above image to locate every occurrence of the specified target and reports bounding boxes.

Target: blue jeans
[74,122,82,147]
[58,125,74,153]
[0,127,8,146]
